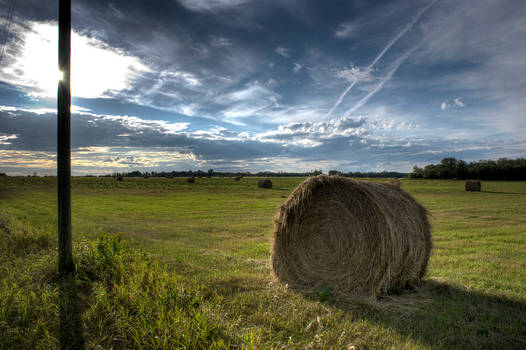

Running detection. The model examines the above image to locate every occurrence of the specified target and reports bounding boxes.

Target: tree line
[328,170,407,178]
[408,157,526,180]
[104,169,326,178]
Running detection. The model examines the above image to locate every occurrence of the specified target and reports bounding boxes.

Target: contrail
[343,47,416,118]
[324,0,438,119]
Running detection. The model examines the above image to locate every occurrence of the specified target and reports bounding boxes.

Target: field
[1,176,526,349]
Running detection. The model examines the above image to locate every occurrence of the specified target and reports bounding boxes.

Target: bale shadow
[322,279,526,349]
[59,272,85,349]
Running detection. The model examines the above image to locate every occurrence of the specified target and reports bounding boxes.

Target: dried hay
[388,179,402,187]
[258,179,272,189]
[465,180,481,191]
[271,175,432,298]
[187,177,195,184]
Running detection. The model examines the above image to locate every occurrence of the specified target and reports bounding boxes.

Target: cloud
[210,36,233,47]
[441,99,464,110]
[292,63,302,73]
[177,0,253,11]
[336,67,373,82]
[213,81,280,120]
[334,23,355,39]
[275,46,289,58]
[454,98,464,107]
[0,22,149,99]
[0,134,17,145]
[1,106,525,174]
[254,117,374,147]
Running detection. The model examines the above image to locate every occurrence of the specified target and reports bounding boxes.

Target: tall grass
[0,209,237,349]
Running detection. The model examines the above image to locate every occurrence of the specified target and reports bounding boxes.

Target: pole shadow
[59,272,85,349]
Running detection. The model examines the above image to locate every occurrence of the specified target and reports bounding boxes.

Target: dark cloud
[3,107,523,174]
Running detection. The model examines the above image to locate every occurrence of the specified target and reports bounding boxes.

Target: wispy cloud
[441,98,464,110]
[292,63,302,73]
[325,0,438,119]
[275,46,289,58]
[334,23,354,38]
[177,0,252,11]
[454,98,465,107]
[336,67,373,82]
[343,47,416,117]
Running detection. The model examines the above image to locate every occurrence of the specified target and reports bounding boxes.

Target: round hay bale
[465,180,481,192]
[116,176,124,182]
[258,179,272,188]
[187,177,195,184]
[271,175,432,297]
[234,176,242,181]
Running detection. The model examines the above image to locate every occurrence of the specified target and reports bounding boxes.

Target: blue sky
[0,0,525,175]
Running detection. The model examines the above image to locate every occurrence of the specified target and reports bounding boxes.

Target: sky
[0,0,525,175]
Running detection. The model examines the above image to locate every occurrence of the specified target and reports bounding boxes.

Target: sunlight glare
[5,22,149,98]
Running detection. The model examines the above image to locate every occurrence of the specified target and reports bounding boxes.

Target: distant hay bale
[388,179,401,187]
[258,179,272,188]
[271,175,432,298]
[187,177,195,184]
[234,176,242,181]
[465,180,481,191]
[116,176,124,182]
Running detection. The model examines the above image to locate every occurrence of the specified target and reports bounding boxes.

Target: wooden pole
[58,0,72,275]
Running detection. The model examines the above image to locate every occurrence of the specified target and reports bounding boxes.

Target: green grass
[1,176,526,349]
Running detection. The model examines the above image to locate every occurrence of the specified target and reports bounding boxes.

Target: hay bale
[234,176,242,181]
[271,175,432,298]
[388,179,401,187]
[116,176,124,182]
[258,179,272,188]
[465,180,481,192]
[187,177,195,184]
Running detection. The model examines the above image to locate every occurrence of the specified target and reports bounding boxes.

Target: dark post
[58,0,73,274]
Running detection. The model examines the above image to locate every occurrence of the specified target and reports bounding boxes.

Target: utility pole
[58,0,72,275]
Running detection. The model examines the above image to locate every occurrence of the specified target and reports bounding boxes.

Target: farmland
[1,176,526,349]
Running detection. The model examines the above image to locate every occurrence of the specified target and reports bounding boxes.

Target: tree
[408,165,424,179]
[440,157,457,179]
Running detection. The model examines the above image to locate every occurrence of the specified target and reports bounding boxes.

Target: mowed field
[1,176,526,349]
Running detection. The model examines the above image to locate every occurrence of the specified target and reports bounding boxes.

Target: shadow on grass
[59,272,85,349]
[208,276,262,297]
[323,279,526,349]
[482,191,526,195]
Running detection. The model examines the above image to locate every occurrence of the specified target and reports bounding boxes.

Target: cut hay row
[465,180,481,191]
[271,175,432,298]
